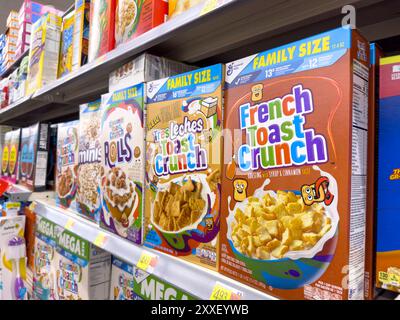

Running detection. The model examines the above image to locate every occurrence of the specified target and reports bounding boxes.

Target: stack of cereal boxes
[219,27,370,300]
[375,55,400,294]
[144,65,224,270]
[4,11,18,68]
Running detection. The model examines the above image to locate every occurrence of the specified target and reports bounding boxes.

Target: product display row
[1,24,399,301]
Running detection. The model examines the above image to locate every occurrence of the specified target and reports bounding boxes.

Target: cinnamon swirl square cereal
[100,84,145,244]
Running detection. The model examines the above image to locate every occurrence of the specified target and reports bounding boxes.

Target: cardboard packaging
[168,0,203,19]
[109,53,195,92]
[19,123,49,192]
[76,100,102,222]
[88,0,116,62]
[220,27,370,300]
[376,55,400,294]
[144,65,223,271]
[58,11,75,78]
[364,43,383,300]
[26,13,62,95]
[54,227,111,300]
[1,129,21,184]
[110,256,197,300]
[0,215,27,300]
[56,121,79,211]
[24,206,36,271]
[100,84,145,244]
[115,0,167,47]
[46,124,58,190]
[33,215,58,300]
[72,0,91,71]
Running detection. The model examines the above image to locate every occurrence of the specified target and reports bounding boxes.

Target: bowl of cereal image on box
[226,166,339,289]
[102,167,140,237]
[115,0,139,45]
[148,171,220,253]
[57,166,78,208]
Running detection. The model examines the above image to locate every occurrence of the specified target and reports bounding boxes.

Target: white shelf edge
[33,199,276,300]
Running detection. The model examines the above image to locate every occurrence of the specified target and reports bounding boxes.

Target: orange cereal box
[220,27,370,300]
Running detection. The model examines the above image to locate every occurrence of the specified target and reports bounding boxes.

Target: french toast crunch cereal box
[33,216,58,300]
[144,65,223,270]
[100,84,145,244]
[376,55,400,294]
[54,227,111,300]
[220,27,370,300]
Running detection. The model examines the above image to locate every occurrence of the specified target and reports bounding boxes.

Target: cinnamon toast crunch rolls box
[220,27,370,300]
[376,55,400,294]
[100,84,145,244]
[144,65,223,270]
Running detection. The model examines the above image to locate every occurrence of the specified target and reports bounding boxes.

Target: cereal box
[364,43,383,300]
[110,256,197,300]
[54,227,111,300]
[33,216,58,300]
[109,53,195,92]
[46,124,58,190]
[58,11,75,78]
[19,123,49,192]
[76,100,103,222]
[24,206,36,270]
[1,129,21,184]
[26,13,62,95]
[168,0,203,19]
[88,0,116,62]
[72,0,91,71]
[376,55,400,294]
[115,0,167,47]
[220,27,370,300]
[56,121,79,211]
[100,84,145,244]
[144,65,223,270]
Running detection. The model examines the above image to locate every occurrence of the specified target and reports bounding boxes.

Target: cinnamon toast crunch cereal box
[144,65,223,270]
[376,55,400,294]
[220,27,370,300]
[100,84,145,244]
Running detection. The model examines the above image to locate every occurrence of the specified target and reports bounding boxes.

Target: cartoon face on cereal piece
[233,179,248,202]
[251,84,263,102]
[301,176,334,206]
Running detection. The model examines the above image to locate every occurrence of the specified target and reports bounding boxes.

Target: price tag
[210,282,243,300]
[379,271,389,284]
[93,232,107,248]
[64,219,75,231]
[388,273,400,286]
[201,0,218,15]
[137,251,158,273]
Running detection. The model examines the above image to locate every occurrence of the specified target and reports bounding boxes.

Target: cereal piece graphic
[233,179,248,202]
[301,177,334,206]
[251,84,263,102]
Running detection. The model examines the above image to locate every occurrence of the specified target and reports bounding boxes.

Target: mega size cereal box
[88,0,116,62]
[376,55,400,294]
[144,65,223,270]
[76,100,103,222]
[220,27,370,300]
[110,256,197,300]
[58,11,75,78]
[115,0,167,47]
[100,84,145,244]
[56,121,79,211]
[33,216,58,300]
[1,129,20,184]
[19,123,49,191]
[54,227,111,300]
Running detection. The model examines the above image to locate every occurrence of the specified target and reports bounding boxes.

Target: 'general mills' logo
[148,83,154,93]
[227,63,234,76]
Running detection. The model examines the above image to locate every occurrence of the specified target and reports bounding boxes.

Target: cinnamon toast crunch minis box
[144,65,223,270]
[100,84,145,244]
[220,27,370,300]
[376,55,400,294]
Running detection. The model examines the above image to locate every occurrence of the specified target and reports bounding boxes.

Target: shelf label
[93,232,108,248]
[137,251,158,273]
[210,282,243,300]
[379,271,400,286]
[64,218,75,231]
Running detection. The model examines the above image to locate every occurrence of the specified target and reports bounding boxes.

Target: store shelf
[33,199,275,300]
[1,0,399,125]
